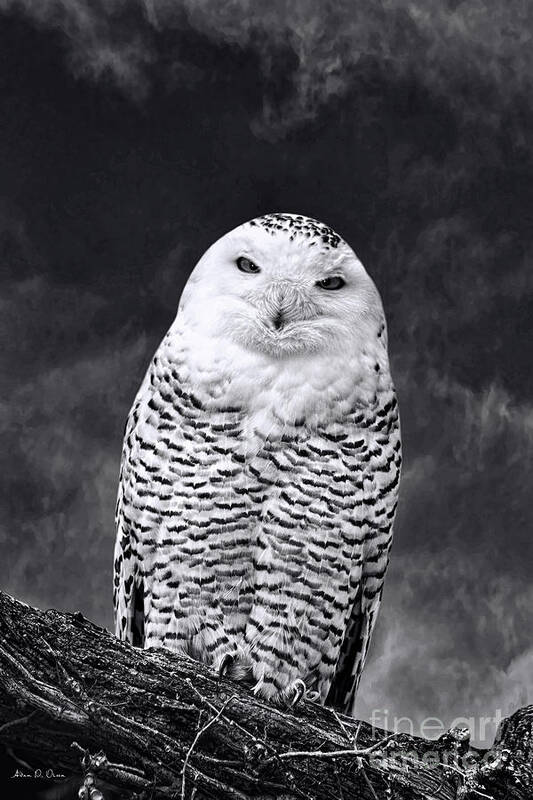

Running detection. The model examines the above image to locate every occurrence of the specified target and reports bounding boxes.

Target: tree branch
[0,591,531,799]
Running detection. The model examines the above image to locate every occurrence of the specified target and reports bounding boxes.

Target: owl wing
[326,387,401,712]
[113,402,145,646]
[326,558,389,714]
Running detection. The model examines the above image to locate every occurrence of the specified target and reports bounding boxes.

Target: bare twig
[180,695,237,800]
[0,711,37,736]
[360,767,380,800]
[275,732,400,762]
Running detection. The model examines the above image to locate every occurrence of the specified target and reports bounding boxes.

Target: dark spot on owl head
[249,213,343,250]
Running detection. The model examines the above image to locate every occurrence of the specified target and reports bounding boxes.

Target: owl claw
[287,678,306,707]
[217,652,235,677]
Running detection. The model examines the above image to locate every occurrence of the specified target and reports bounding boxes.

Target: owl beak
[272,310,285,331]
[263,282,298,332]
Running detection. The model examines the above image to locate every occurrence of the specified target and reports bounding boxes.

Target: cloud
[1,330,150,623]
[1,0,153,97]
[1,270,153,623]
[380,214,533,344]
[0,198,44,280]
[2,0,533,136]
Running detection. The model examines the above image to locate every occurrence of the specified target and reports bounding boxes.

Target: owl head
[178,213,387,359]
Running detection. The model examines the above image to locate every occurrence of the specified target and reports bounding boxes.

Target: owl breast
[118,341,400,703]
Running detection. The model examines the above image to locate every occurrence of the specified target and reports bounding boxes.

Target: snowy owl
[114,212,401,712]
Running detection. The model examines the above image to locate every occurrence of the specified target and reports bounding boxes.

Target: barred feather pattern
[114,320,401,712]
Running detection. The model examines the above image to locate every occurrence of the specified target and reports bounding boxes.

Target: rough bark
[0,591,531,800]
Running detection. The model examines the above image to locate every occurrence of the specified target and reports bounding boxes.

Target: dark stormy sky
[1,1,532,747]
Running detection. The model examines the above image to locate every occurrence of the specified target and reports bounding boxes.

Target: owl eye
[316,276,345,290]
[236,256,260,274]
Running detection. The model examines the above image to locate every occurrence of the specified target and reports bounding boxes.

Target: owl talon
[287,678,306,707]
[217,652,235,677]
